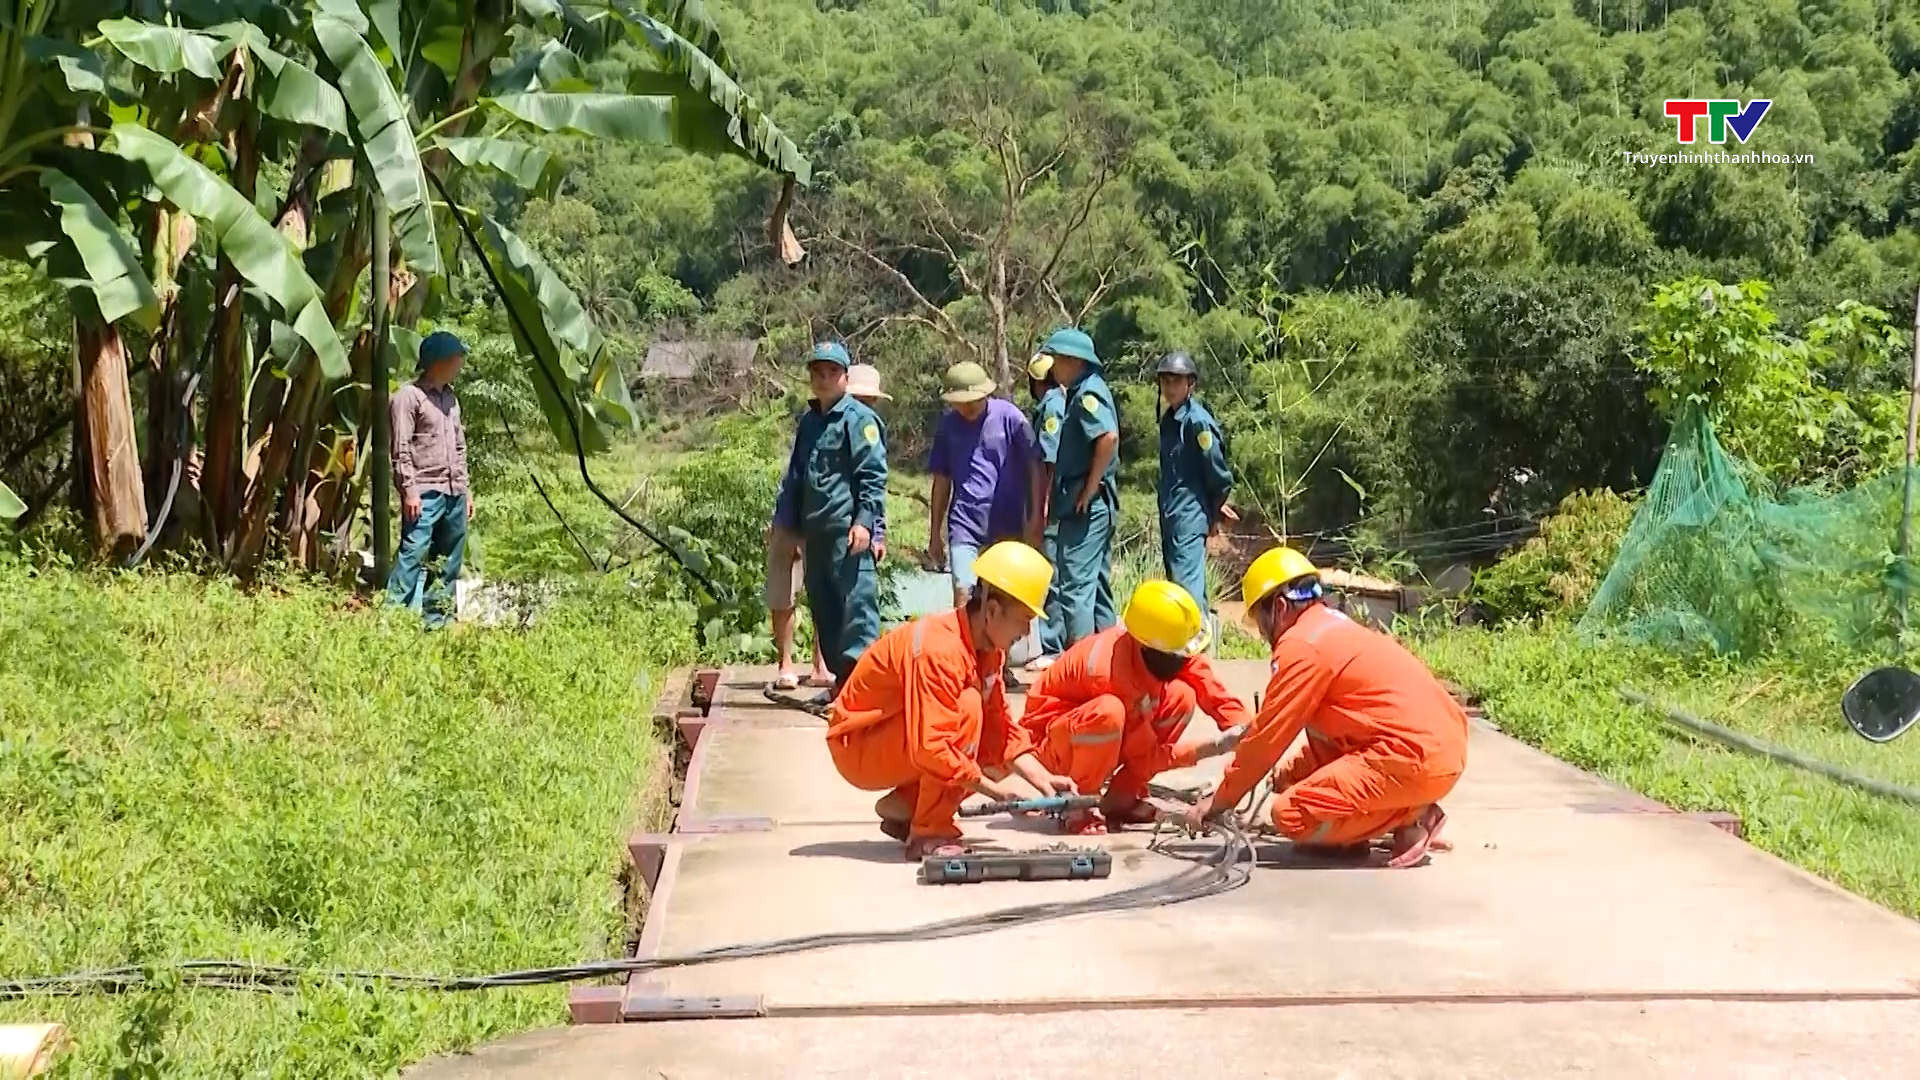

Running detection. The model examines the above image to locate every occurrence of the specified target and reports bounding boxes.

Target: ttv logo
[1664,100,1771,145]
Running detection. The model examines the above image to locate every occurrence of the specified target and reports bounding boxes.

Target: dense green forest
[493,0,1920,542]
[8,0,1920,567]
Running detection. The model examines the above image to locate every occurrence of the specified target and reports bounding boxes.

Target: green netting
[1580,407,1919,655]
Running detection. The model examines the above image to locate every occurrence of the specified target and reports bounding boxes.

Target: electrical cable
[1621,687,1920,806]
[490,401,605,572]
[424,168,725,603]
[0,809,1254,998]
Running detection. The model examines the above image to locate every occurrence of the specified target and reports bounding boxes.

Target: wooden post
[1902,288,1920,635]
[370,186,393,587]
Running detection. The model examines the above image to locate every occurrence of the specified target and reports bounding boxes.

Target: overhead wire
[424,168,725,602]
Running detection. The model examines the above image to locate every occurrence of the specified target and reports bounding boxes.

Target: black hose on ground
[0,813,1253,997]
[1619,687,1920,806]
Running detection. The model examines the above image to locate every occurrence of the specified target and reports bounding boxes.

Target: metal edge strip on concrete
[758,987,1920,1019]
[568,666,723,1024]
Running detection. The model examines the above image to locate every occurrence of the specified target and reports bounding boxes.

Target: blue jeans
[387,491,468,629]
[950,542,983,593]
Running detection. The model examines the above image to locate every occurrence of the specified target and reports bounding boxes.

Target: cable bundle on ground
[0,818,1254,998]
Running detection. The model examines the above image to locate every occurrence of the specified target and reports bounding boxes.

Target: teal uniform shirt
[1050,371,1119,645]
[1050,372,1119,519]
[1031,387,1068,655]
[774,394,888,690]
[1033,386,1066,466]
[1158,396,1233,610]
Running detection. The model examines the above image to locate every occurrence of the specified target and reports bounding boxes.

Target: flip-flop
[1387,805,1446,869]
[1023,655,1056,673]
[770,671,801,691]
[904,837,971,860]
[803,674,835,688]
[763,688,832,718]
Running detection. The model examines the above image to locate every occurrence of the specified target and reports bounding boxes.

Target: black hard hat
[1155,351,1199,379]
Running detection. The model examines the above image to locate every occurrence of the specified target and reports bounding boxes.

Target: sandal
[1387,805,1447,869]
[804,673,835,688]
[1023,654,1057,673]
[770,671,801,691]
[904,836,971,860]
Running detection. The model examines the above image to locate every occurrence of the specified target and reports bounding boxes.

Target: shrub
[1472,488,1638,624]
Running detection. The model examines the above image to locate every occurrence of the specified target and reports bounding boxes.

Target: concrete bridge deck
[409,661,1920,1078]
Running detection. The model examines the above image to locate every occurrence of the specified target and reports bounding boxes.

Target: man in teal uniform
[772,342,889,699]
[1155,350,1235,637]
[1025,352,1068,670]
[1038,327,1118,648]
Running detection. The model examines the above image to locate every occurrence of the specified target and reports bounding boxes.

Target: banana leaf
[312,8,441,276]
[487,39,593,94]
[469,212,636,453]
[431,136,564,197]
[602,1,808,182]
[40,168,161,329]
[639,0,735,77]
[209,21,350,134]
[108,122,349,378]
[96,19,223,80]
[487,92,675,142]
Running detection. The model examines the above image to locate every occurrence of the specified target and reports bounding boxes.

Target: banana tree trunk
[229,354,323,572]
[228,199,367,575]
[75,316,149,557]
[203,115,261,559]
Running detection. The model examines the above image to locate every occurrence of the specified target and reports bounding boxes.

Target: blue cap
[809,341,851,369]
[1039,327,1099,367]
[418,330,467,370]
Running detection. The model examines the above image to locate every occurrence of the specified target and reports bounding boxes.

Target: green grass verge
[1412,621,1920,919]
[0,564,694,1077]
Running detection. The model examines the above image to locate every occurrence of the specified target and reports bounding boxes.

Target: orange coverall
[1020,626,1255,801]
[825,609,1032,839]
[1214,604,1469,845]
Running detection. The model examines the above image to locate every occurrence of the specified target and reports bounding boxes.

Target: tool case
[919,848,1112,885]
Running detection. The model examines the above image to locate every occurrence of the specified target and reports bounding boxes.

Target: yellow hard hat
[1027,353,1053,381]
[1241,546,1320,609]
[972,541,1053,617]
[1122,580,1211,657]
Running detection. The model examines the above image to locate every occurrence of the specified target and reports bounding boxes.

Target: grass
[1412,620,1920,918]
[0,560,695,1077]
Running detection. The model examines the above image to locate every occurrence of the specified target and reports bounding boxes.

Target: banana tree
[0,0,158,547]
[11,0,808,573]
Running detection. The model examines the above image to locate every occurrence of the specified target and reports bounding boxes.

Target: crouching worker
[1183,547,1467,868]
[1022,580,1254,835]
[826,541,1078,861]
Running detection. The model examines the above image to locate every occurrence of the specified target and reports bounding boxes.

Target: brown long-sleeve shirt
[390,380,468,499]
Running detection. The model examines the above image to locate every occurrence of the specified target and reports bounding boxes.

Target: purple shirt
[928,397,1035,549]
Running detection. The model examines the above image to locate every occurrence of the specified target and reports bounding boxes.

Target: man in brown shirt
[386,330,472,629]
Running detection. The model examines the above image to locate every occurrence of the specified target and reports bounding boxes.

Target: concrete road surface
[408,661,1920,1078]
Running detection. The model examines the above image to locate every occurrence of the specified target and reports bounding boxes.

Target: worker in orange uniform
[826,541,1079,861]
[1021,579,1253,835]
[1182,547,1466,868]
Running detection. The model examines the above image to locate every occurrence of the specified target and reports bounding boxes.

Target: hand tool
[958,794,1101,818]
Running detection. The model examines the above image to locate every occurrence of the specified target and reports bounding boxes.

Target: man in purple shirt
[927,361,1042,609]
